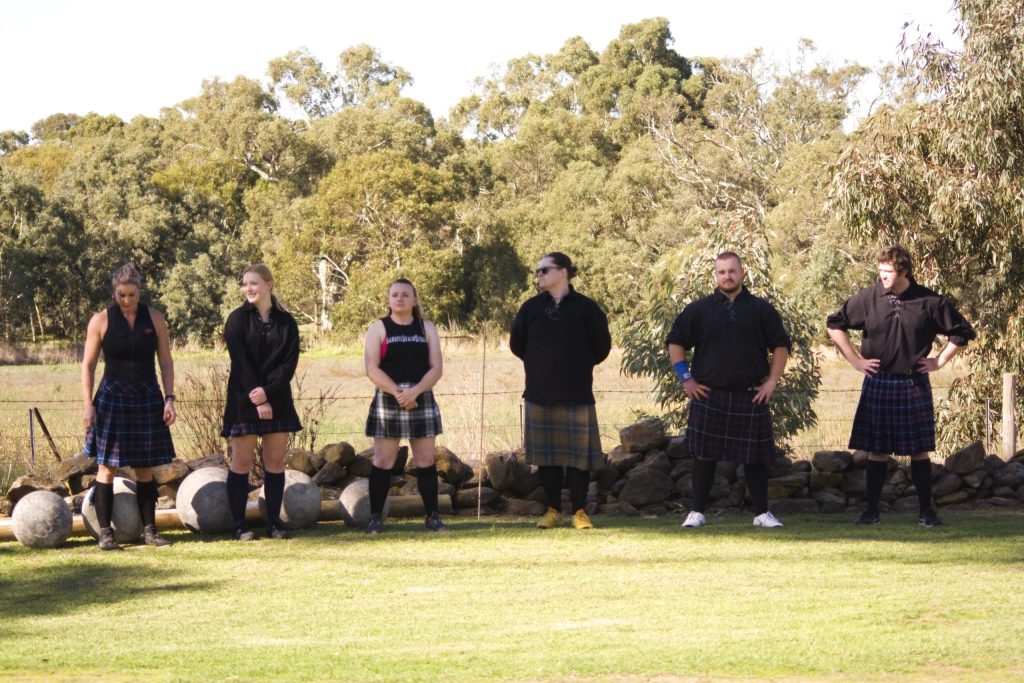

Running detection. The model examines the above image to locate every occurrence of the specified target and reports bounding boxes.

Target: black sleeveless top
[379,316,430,384]
[101,304,158,383]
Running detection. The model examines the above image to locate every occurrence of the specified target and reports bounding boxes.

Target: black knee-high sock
[263,471,285,527]
[538,466,563,510]
[135,479,158,527]
[566,467,589,513]
[911,459,933,514]
[226,470,250,531]
[865,460,887,514]
[691,459,717,513]
[745,463,769,515]
[369,465,391,515]
[93,481,114,529]
[416,465,440,516]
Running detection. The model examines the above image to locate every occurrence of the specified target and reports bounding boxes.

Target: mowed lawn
[2,513,1023,682]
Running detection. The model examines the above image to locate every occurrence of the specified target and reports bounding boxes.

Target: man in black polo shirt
[826,245,976,527]
[666,251,792,528]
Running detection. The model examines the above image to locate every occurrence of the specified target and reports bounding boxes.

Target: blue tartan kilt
[849,373,935,455]
[686,388,779,465]
[84,378,175,468]
[523,401,604,471]
[365,385,442,440]
[221,418,303,438]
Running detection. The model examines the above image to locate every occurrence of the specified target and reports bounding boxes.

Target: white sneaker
[753,511,784,528]
[681,511,706,528]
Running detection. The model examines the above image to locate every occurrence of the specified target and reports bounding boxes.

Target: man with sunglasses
[667,251,791,529]
[510,251,611,529]
[826,245,975,527]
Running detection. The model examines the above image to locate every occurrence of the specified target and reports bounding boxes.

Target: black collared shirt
[222,302,301,424]
[666,287,792,390]
[509,287,612,405]
[826,280,975,375]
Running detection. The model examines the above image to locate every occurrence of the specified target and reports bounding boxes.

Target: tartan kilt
[686,388,779,465]
[365,385,442,439]
[849,373,935,455]
[221,418,302,438]
[84,378,175,468]
[523,401,603,471]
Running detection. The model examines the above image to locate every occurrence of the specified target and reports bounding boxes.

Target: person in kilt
[667,251,791,529]
[827,245,975,527]
[82,263,177,550]
[221,264,302,541]
[363,278,446,534]
[510,252,611,530]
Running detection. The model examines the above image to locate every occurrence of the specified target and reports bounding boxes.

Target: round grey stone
[258,470,320,530]
[339,479,390,528]
[12,491,72,548]
[175,467,234,534]
[81,477,143,543]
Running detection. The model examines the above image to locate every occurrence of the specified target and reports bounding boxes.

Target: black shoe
[918,509,944,528]
[424,512,448,532]
[97,527,123,551]
[266,523,291,540]
[233,526,257,541]
[143,524,170,547]
[854,510,880,526]
[366,514,384,535]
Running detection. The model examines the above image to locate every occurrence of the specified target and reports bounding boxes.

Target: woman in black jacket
[221,264,301,541]
[510,252,611,530]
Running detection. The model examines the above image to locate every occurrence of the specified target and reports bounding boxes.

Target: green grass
[2,512,1023,682]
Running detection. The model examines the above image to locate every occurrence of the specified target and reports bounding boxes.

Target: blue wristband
[672,360,692,383]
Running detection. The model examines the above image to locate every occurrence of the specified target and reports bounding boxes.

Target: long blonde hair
[242,264,286,312]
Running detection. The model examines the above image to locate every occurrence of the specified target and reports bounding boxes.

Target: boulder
[313,460,347,486]
[151,460,190,486]
[944,442,986,474]
[347,454,374,478]
[338,479,390,527]
[284,449,317,476]
[886,468,909,487]
[665,436,688,460]
[767,473,809,499]
[434,447,474,488]
[936,490,970,506]
[769,498,820,515]
[961,469,987,489]
[810,472,843,492]
[932,473,962,498]
[156,495,175,510]
[319,442,356,467]
[812,450,853,473]
[851,450,873,467]
[392,446,409,474]
[992,486,1016,498]
[619,417,666,453]
[668,459,694,480]
[56,453,97,480]
[484,452,520,491]
[258,470,320,530]
[176,467,235,533]
[602,501,640,516]
[977,497,1023,510]
[766,455,794,478]
[890,495,920,512]
[6,475,65,506]
[675,474,730,501]
[597,466,619,492]
[0,498,11,516]
[618,469,673,507]
[792,460,812,473]
[456,486,501,508]
[640,503,669,516]
[186,454,227,470]
[511,467,542,498]
[984,455,1005,472]
[812,488,847,513]
[68,474,96,495]
[12,491,72,548]
[505,498,547,517]
[993,461,1024,488]
[716,461,739,482]
[629,451,672,477]
[607,445,644,473]
[82,477,143,542]
[840,469,868,495]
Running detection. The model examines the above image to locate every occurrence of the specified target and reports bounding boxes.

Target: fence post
[1003,373,1017,459]
[28,408,36,466]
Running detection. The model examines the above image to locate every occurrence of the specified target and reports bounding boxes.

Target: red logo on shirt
[144,328,154,334]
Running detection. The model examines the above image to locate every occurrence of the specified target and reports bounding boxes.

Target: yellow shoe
[572,509,594,530]
[536,507,562,529]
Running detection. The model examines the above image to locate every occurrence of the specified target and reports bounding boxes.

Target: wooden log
[385,494,453,518]
[1004,373,1017,460]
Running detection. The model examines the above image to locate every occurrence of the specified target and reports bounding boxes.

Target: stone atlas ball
[339,478,390,528]
[175,467,234,534]
[12,490,72,549]
[81,477,143,543]
[258,469,320,530]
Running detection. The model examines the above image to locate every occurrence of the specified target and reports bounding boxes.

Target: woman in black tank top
[363,278,446,534]
[82,264,177,550]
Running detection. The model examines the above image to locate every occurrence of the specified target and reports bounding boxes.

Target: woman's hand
[83,405,95,431]
[257,403,274,420]
[163,401,176,426]
[395,386,421,410]
[249,387,268,405]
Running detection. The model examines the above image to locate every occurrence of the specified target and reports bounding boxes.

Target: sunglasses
[535,266,561,276]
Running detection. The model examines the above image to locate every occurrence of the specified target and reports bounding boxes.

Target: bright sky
[0,0,961,133]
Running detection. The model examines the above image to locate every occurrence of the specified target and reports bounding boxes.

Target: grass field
[2,512,1023,681]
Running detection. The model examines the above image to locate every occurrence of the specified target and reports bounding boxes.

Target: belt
[874,370,927,387]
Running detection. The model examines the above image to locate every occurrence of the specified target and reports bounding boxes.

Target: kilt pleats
[523,401,603,471]
[85,379,175,467]
[686,388,778,464]
[365,385,443,439]
[849,373,935,455]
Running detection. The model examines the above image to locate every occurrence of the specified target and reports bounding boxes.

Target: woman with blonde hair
[82,263,177,550]
[221,264,301,541]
